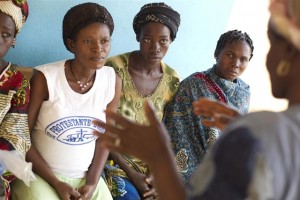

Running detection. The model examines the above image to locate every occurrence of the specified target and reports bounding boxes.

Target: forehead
[224,40,251,52]
[141,22,170,34]
[76,22,110,36]
[0,12,15,27]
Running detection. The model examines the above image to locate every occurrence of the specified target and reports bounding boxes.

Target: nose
[150,42,160,53]
[232,59,241,68]
[91,41,103,53]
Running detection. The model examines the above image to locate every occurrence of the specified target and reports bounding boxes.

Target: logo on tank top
[45,116,105,145]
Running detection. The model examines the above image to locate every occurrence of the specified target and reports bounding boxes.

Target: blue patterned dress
[163,65,250,185]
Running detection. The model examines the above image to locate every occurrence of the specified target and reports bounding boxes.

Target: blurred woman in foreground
[93,0,300,199]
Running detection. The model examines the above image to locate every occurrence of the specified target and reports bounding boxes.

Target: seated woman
[104,2,181,200]
[11,2,121,200]
[0,0,30,199]
[163,30,254,185]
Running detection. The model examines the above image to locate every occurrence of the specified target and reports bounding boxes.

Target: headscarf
[63,2,114,52]
[133,2,181,41]
[0,0,29,34]
[269,0,300,49]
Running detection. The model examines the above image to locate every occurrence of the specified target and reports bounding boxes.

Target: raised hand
[193,98,241,131]
[93,101,170,166]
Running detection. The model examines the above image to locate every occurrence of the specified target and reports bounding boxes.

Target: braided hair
[214,30,254,60]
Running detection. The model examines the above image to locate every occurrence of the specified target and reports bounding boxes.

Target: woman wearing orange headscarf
[0,0,30,199]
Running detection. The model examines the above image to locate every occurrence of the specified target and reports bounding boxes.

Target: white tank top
[32,60,115,178]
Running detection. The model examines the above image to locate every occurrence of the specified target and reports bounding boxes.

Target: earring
[276,60,290,77]
[11,38,16,48]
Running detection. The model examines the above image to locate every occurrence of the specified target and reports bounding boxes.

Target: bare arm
[78,73,122,199]
[26,70,80,199]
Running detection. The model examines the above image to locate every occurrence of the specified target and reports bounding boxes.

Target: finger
[143,188,156,197]
[105,110,133,128]
[69,189,81,199]
[98,132,118,144]
[145,175,154,185]
[201,119,216,128]
[144,101,160,126]
[194,99,239,117]
[92,120,123,136]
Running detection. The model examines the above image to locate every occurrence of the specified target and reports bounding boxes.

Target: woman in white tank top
[11,3,121,200]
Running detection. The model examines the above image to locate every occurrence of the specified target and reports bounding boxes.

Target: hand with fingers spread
[93,101,185,200]
[93,101,170,165]
[193,98,241,131]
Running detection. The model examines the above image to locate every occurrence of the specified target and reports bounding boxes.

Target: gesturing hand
[92,101,170,165]
[193,98,241,131]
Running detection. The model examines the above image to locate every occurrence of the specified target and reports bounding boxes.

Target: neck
[130,51,162,74]
[69,60,96,91]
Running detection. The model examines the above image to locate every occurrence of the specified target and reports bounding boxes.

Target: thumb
[70,188,81,199]
[144,101,160,126]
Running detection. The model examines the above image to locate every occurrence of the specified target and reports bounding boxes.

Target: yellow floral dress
[104,52,180,198]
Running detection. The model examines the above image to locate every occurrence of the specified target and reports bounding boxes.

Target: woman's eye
[83,39,92,43]
[161,39,168,44]
[144,38,150,43]
[2,33,11,38]
[102,39,109,44]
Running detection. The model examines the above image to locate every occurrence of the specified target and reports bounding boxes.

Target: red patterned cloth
[0,63,31,200]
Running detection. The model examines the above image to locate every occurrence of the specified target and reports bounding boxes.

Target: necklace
[69,61,96,91]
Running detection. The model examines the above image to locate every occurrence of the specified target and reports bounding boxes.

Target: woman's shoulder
[105,52,130,70]
[161,62,180,79]
[179,71,206,85]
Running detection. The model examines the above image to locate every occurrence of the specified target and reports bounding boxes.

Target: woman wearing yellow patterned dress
[104,2,180,200]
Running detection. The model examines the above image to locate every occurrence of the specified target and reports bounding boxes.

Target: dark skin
[93,20,300,200]
[26,22,122,200]
[110,22,173,199]
[266,24,300,104]
[214,40,251,81]
[129,22,172,96]
[0,12,16,73]
[190,39,252,130]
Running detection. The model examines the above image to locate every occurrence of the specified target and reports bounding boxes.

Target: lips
[91,56,105,62]
[227,70,238,76]
[149,56,161,60]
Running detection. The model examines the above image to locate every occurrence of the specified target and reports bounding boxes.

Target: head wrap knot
[133,2,181,41]
[63,2,114,52]
[0,0,29,34]
[269,0,300,49]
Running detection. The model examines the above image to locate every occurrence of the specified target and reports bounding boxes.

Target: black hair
[214,30,254,60]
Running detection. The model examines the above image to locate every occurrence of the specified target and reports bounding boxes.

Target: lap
[11,173,112,200]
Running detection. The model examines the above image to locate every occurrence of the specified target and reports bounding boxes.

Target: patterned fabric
[0,0,29,34]
[190,105,300,200]
[104,52,180,198]
[163,65,250,185]
[133,2,181,41]
[0,63,30,200]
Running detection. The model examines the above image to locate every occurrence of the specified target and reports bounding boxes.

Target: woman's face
[266,25,290,99]
[0,12,16,60]
[138,22,172,65]
[215,40,251,81]
[69,22,111,70]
